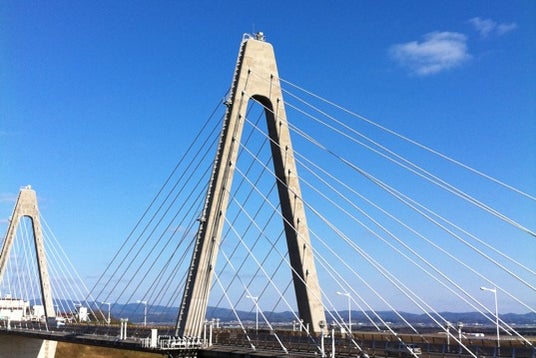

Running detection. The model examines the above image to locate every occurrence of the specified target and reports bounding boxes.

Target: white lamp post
[445,321,452,351]
[481,286,500,356]
[330,322,337,358]
[457,322,464,354]
[137,300,147,327]
[319,320,326,358]
[337,291,351,334]
[246,295,259,332]
[101,302,111,325]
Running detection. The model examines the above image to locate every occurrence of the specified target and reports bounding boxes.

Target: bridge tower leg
[0,186,56,321]
[176,34,326,337]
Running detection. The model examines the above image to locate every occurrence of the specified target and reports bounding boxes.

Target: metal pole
[319,320,326,358]
[481,286,500,356]
[102,302,111,325]
[209,319,213,346]
[494,289,500,357]
[337,291,351,333]
[246,295,259,332]
[321,329,325,358]
[457,322,463,354]
[446,322,451,351]
[348,296,351,334]
[137,300,147,327]
[331,326,335,358]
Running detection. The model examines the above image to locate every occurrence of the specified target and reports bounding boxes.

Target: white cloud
[469,17,518,37]
[496,22,518,35]
[468,17,496,37]
[390,32,470,76]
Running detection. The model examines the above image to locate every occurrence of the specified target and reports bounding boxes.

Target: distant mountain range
[45,299,535,326]
[102,303,536,326]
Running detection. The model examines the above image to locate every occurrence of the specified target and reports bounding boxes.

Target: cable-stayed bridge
[0,33,534,358]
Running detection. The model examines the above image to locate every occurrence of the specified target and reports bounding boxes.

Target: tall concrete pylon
[176,34,326,337]
[0,186,56,322]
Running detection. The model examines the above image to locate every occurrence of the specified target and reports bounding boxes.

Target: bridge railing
[209,328,536,358]
[140,335,204,350]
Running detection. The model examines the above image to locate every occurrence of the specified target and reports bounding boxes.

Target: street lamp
[457,322,464,354]
[101,302,111,325]
[481,286,500,356]
[246,295,259,332]
[137,300,147,327]
[319,320,326,358]
[337,291,352,333]
[445,321,452,351]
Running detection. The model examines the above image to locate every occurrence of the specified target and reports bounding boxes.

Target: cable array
[82,69,533,352]
[4,67,531,356]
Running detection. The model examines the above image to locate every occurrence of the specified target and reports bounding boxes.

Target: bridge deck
[2,325,534,358]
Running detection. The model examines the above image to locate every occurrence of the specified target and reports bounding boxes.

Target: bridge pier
[0,335,57,358]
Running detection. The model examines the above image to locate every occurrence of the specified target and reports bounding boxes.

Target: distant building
[32,304,45,321]
[78,306,89,322]
[0,295,30,321]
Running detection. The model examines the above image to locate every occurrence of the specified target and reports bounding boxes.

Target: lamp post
[319,320,326,358]
[457,322,464,354]
[445,321,452,351]
[337,291,351,334]
[246,295,259,331]
[330,322,337,358]
[137,300,147,327]
[101,302,111,325]
[481,286,500,356]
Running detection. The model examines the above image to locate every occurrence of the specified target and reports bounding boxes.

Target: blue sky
[1,1,534,313]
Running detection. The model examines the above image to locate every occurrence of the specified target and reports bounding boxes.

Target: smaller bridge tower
[0,186,56,322]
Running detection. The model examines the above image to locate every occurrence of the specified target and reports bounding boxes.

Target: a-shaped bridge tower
[0,186,56,322]
[176,33,327,337]
[0,186,57,357]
